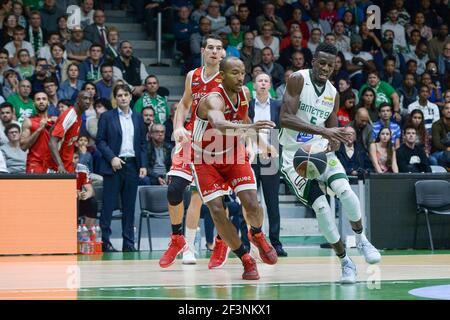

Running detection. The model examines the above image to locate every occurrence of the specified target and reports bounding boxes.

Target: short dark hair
[145,74,159,84]
[90,43,104,53]
[378,102,392,112]
[0,48,8,56]
[201,34,222,48]
[13,26,25,33]
[100,63,113,72]
[0,102,13,112]
[403,124,417,133]
[113,84,132,98]
[4,123,20,136]
[51,43,65,52]
[43,76,58,86]
[314,42,338,57]
[94,97,112,111]
[383,55,396,65]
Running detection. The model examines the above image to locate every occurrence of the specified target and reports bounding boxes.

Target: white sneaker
[182,248,197,265]
[357,240,381,264]
[341,257,357,284]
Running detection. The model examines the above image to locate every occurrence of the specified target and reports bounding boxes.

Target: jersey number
[310,116,317,125]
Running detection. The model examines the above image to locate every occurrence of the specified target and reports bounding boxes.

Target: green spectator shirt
[7,94,36,125]
[23,0,44,10]
[359,81,395,109]
[134,93,170,124]
[227,32,244,49]
[246,81,277,100]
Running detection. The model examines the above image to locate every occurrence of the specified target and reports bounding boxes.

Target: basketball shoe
[159,234,187,268]
[356,235,381,264]
[208,236,230,269]
[241,253,259,280]
[247,231,278,265]
[182,246,197,265]
[341,256,357,284]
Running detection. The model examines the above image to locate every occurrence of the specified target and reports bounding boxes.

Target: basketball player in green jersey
[279,43,381,284]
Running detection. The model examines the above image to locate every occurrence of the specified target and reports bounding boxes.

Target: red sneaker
[241,253,259,280]
[248,231,278,265]
[159,234,187,268]
[208,236,230,269]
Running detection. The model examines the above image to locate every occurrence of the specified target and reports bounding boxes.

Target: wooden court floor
[1,249,449,300]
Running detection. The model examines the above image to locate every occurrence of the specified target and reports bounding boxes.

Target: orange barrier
[0,176,77,255]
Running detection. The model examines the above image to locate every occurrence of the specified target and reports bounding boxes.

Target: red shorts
[192,161,256,203]
[168,141,193,182]
[26,161,47,174]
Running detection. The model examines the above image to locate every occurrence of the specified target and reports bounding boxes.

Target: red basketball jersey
[192,85,249,164]
[26,116,54,173]
[185,66,221,131]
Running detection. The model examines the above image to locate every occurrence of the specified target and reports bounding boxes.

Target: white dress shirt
[253,96,272,152]
[118,108,135,157]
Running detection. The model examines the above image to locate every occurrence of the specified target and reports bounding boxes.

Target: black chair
[93,185,123,220]
[414,180,450,250]
[138,185,169,251]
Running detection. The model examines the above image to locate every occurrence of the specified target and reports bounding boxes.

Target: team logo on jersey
[323,96,334,102]
[329,159,338,167]
[241,101,248,106]
[215,78,222,83]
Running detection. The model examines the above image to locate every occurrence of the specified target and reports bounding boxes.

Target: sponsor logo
[323,96,334,102]
[215,78,222,83]
[231,176,252,187]
[329,159,338,167]
[192,81,200,86]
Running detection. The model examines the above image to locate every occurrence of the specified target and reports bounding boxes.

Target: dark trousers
[101,159,139,248]
[252,157,282,248]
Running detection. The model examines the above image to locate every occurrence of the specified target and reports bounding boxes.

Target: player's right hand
[111,157,125,171]
[323,127,352,143]
[252,120,276,131]
[38,118,47,129]
[174,127,190,144]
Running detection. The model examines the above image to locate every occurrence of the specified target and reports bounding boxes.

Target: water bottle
[95,225,102,242]
[89,226,96,241]
[134,226,137,242]
[77,225,82,241]
[81,225,89,241]
[194,227,201,254]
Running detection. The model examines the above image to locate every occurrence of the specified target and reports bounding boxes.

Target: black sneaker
[274,246,288,257]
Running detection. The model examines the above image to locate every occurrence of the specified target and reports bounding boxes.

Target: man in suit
[96,84,148,252]
[84,10,109,48]
[248,72,287,257]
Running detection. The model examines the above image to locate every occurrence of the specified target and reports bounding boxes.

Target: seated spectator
[274,0,294,22]
[255,2,287,38]
[260,47,284,89]
[246,65,277,100]
[280,22,307,51]
[372,103,401,149]
[343,34,375,90]
[277,31,312,69]
[219,32,240,58]
[356,87,378,123]
[320,0,338,27]
[307,28,322,54]
[405,59,420,84]
[428,24,449,61]
[78,43,105,82]
[39,0,65,33]
[76,134,93,173]
[437,41,450,78]
[86,97,111,145]
[369,127,399,173]
[57,99,71,115]
[49,43,71,83]
[224,0,241,18]
[83,9,108,47]
[58,63,85,103]
[164,103,176,147]
[0,102,18,146]
[405,109,432,157]
[189,16,212,69]
[332,20,350,53]
[444,89,450,104]
[254,22,280,60]
[275,68,294,102]
[240,31,262,84]
[43,77,60,117]
[235,3,256,33]
[38,32,67,62]
[5,26,35,67]
[81,81,97,120]
[0,48,12,84]
[227,16,243,49]
[0,13,17,46]
[65,26,92,64]
[380,56,403,90]
[0,123,26,173]
[330,51,349,87]
[14,49,34,79]
[134,75,169,124]
[396,125,431,173]
[337,77,359,105]
[12,2,26,28]
[337,0,364,25]
[341,9,358,38]
[95,63,113,100]
[26,11,46,56]
[142,123,173,186]
[285,8,309,41]
[205,1,228,34]
[104,26,119,63]
[0,146,7,173]
[336,126,372,176]
[80,0,95,29]
[398,73,418,116]
[307,6,331,37]
[337,90,356,127]
[2,69,20,99]
[407,85,440,133]
[6,79,35,124]
[359,20,381,55]
[174,6,197,65]
[404,41,429,76]
[141,106,155,140]
[406,11,432,42]
[347,108,373,152]
[190,0,207,24]
[290,51,308,72]
[424,61,445,107]
[57,15,71,45]
[405,29,421,55]
[28,58,54,94]
[430,102,450,166]
[373,36,406,75]
[381,7,407,54]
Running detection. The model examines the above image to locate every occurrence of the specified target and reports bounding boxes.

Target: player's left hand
[139,168,147,178]
[57,165,68,173]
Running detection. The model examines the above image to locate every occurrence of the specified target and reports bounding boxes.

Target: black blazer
[248,98,281,128]
[96,108,148,175]
[84,24,109,46]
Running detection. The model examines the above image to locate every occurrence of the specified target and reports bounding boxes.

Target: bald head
[220,56,243,72]
[355,108,370,128]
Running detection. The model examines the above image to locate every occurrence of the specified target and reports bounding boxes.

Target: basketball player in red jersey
[20,92,54,173]
[160,35,226,268]
[48,90,93,173]
[191,56,278,280]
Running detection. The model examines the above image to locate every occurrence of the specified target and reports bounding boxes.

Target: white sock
[340,254,352,265]
[355,233,368,244]
[185,227,197,251]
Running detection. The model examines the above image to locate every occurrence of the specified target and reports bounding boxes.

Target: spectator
[359,71,401,119]
[26,11,46,54]
[260,47,284,89]
[143,123,172,186]
[58,63,84,103]
[380,56,403,90]
[372,103,401,149]
[369,127,399,173]
[38,32,67,62]
[173,6,196,66]
[406,59,420,83]
[0,48,12,84]
[206,0,227,34]
[7,79,35,125]
[333,20,350,53]
[164,103,176,147]
[255,2,287,38]
[2,70,20,99]
[398,73,418,114]
[66,26,92,64]
[444,89,450,104]
[0,122,26,173]
[285,8,309,41]
[78,43,104,82]
[356,87,378,123]
[275,68,294,102]
[277,30,312,69]
[236,3,256,33]
[254,21,280,60]
[240,31,262,83]
[373,36,406,75]
[189,16,212,69]
[95,64,113,100]
[13,2,26,28]
[381,7,407,53]
[245,64,277,100]
[359,20,381,55]
[0,148,6,172]
[343,34,375,90]
[307,28,322,53]
[348,108,373,152]
[320,0,338,26]
[0,13,17,46]
[112,41,148,97]
[14,49,34,79]
[76,134,93,173]
[39,0,65,33]
[142,106,154,139]
[280,22,306,52]
[86,97,111,144]
[407,85,440,132]
[430,102,450,165]
[337,77,359,105]
[341,10,358,38]
[406,11,432,42]
[307,6,331,36]
[428,24,449,61]
[0,102,17,146]
[396,125,431,173]
[405,109,432,157]
[224,0,241,18]
[49,43,70,83]
[29,58,55,95]
[81,81,97,119]
[338,89,356,127]
[337,0,364,25]
[437,41,450,78]
[227,16,244,49]
[336,126,372,176]
[190,0,207,24]
[43,77,60,117]
[290,51,308,72]
[404,41,429,75]
[104,26,119,62]
[57,15,70,45]
[420,70,443,107]
[57,99,71,115]
[5,26,35,67]
[0,0,13,29]
[80,0,95,29]
[330,51,349,87]
[405,29,421,56]
[84,9,108,49]
[392,0,410,27]
[134,75,169,124]
[219,32,240,58]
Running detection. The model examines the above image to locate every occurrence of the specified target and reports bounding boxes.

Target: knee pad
[167,176,190,206]
[312,195,340,244]
[330,179,361,222]
[307,180,325,207]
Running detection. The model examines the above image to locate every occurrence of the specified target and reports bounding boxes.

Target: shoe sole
[242,273,260,280]
[358,249,382,264]
[159,243,188,268]
[208,247,231,269]
[341,279,357,284]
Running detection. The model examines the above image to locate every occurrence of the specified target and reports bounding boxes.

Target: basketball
[293,141,328,179]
